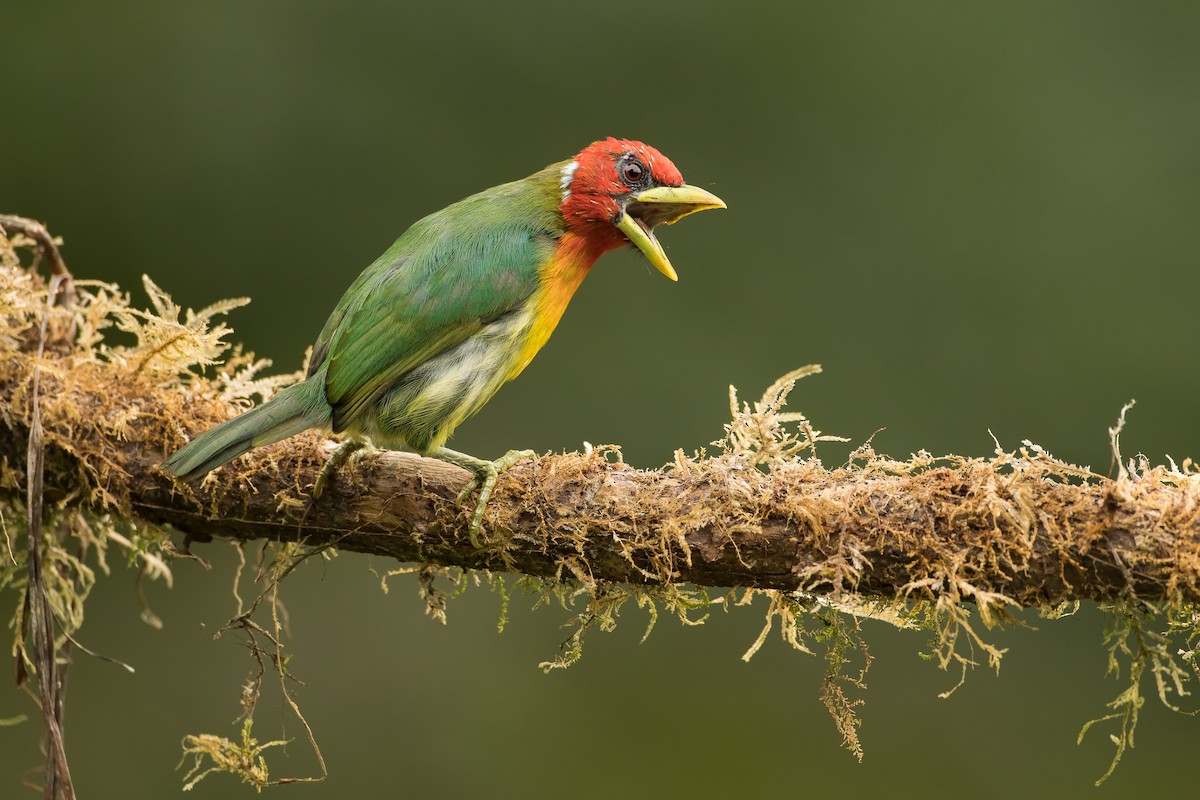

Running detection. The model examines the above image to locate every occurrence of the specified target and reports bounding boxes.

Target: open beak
[616,185,726,281]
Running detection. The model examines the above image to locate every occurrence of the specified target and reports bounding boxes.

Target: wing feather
[312,195,557,432]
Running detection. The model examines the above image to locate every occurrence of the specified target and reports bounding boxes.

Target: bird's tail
[163,379,331,480]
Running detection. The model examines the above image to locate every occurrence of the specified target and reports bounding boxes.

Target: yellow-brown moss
[4,225,1200,788]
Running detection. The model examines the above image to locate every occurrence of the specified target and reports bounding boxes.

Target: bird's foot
[437,448,536,548]
[312,439,370,500]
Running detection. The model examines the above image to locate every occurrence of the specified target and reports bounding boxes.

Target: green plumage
[163,163,566,480]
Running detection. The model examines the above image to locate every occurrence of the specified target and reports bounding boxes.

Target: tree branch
[6,217,1200,790]
[6,397,1200,608]
[2,236,1198,612]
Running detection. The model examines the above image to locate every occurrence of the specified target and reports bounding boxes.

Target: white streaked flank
[359,305,540,452]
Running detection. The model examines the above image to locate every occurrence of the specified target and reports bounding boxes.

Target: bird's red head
[560,138,684,230]
[558,138,725,281]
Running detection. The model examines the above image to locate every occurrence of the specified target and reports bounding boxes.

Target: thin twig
[0,214,75,309]
[24,274,76,800]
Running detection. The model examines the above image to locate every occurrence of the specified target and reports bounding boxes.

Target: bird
[163,138,725,545]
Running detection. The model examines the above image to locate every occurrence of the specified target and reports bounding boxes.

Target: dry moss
[0,227,319,789]
[179,719,287,792]
[3,225,1200,789]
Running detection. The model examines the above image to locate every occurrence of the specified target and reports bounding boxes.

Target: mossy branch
[1,255,1198,609]
[4,219,1199,789]
[5,416,1200,607]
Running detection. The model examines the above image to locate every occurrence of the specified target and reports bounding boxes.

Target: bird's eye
[621,160,645,185]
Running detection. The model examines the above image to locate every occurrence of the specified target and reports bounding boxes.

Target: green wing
[309,189,558,433]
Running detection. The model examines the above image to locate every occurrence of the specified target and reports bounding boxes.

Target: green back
[308,162,568,430]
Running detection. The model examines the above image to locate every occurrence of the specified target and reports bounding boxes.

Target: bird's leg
[432,447,537,548]
[312,438,370,500]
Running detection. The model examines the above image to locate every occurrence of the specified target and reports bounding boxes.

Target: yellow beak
[615,184,726,281]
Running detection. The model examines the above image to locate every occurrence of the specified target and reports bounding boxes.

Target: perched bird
[163,138,725,544]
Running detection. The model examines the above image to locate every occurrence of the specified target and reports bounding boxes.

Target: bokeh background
[4,2,1199,797]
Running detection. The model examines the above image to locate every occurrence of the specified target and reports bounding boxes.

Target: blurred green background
[4,1,1199,797]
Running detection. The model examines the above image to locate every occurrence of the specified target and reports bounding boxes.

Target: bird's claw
[455,476,480,507]
[312,439,369,500]
[456,449,536,548]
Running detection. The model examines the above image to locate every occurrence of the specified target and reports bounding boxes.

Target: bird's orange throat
[507,232,607,381]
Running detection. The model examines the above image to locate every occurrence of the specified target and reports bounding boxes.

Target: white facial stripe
[560,160,579,201]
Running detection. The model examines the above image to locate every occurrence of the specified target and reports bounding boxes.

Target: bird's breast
[504,232,601,382]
